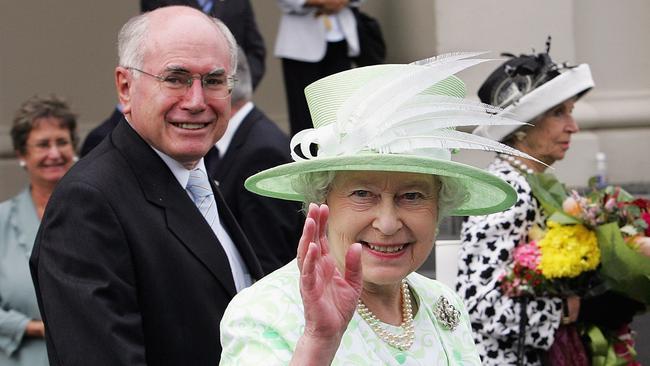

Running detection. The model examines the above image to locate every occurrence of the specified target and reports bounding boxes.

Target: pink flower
[514,241,541,270]
[605,197,617,211]
[612,325,640,364]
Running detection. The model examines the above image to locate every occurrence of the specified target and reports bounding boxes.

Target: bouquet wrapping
[596,223,650,305]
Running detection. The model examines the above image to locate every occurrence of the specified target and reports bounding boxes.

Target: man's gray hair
[117,13,148,70]
[292,171,469,218]
[231,47,253,104]
[117,9,238,74]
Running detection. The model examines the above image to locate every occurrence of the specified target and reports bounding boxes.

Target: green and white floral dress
[220,260,481,365]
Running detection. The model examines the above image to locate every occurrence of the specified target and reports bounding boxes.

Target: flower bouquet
[518,173,650,366]
[527,174,650,305]
[499,220,602,299]
[499,216,601,366]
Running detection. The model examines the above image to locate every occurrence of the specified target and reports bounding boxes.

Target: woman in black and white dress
[455,47,595,365]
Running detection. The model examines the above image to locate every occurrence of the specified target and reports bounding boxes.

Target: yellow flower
[528,224,546,242]
[538,221,600,278]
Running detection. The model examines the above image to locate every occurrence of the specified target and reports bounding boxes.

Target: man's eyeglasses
[28,138,73,153]
[127,67,236,99]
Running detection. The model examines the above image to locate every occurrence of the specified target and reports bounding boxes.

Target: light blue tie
[187,168,218,228]
[186,168,252,291]
[196,0,214,14]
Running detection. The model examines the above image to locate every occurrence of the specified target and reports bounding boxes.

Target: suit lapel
[164,192,237,296]
[214,107,261,180]
[111,120,238,296]
[203,146,221,180]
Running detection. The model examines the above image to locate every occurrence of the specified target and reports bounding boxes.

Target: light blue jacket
[0,188,48,365]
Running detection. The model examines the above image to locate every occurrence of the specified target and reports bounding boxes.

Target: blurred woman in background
[0,95,78,365]
[456,46,594,365]
[457,44,643,365]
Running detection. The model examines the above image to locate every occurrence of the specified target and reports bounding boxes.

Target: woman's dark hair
[11,95,78,154]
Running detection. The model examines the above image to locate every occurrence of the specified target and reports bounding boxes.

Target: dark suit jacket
[79,106,122,157]
[30,119,263,365]
[140,0,266,89]
[205,106,302,274]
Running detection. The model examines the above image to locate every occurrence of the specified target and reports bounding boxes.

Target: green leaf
[548,211,581,225]
[596,222,650,304]
[635,218,648,230]
[615,187,635,202]
[527,173,567,216]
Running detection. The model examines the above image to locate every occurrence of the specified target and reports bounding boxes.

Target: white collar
[215,101,254,157]
[152,147,208,190]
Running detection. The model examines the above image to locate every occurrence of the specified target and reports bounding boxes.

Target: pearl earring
[19,160,26,168]
[73,156,79,162]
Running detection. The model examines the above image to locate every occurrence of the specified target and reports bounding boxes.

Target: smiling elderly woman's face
[325,171,439,286]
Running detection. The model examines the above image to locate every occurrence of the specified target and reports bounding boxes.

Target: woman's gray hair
[437,176,470,218]
[292,171,337,209]
[117,10,238,74]
[291,171,469,218]
[11,95,78,154]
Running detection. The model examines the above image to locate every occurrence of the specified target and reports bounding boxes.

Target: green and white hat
[245,52,535,216]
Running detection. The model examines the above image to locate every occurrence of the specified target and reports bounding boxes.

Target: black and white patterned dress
[455,158,563,365]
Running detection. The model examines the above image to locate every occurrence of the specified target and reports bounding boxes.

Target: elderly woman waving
[219,53,532,365]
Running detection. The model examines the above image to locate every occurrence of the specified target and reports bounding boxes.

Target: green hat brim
[245,153,516,216]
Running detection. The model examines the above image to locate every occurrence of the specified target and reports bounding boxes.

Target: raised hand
[291,203,363,365]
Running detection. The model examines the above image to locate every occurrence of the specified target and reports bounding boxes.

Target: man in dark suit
[206,49,302,274]
[30,6,263,365]
[141,0,266,89]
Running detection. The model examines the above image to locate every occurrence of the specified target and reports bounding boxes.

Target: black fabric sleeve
[31,181,145,366]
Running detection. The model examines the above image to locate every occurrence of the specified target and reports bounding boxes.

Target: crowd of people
[0,2,647,366]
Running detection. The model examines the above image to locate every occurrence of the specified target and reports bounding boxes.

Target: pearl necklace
[356,280,415,351]
[498,153,535,175]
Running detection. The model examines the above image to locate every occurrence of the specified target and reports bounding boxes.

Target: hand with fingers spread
[291,203,363,366]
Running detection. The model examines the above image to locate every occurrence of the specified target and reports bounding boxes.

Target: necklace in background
[498,153,535,175]
[356,279,415,351]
